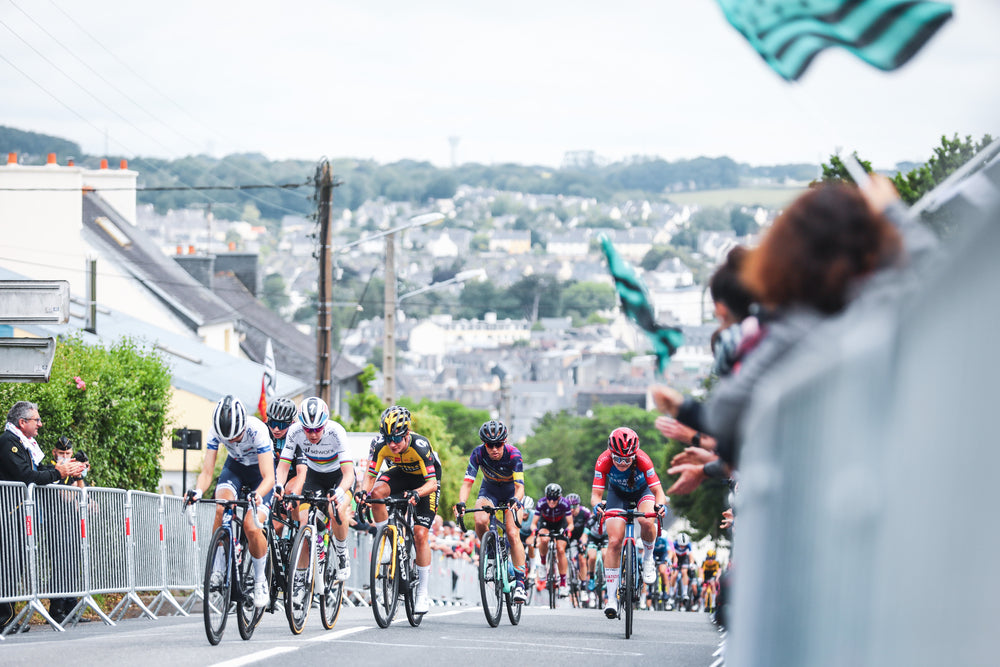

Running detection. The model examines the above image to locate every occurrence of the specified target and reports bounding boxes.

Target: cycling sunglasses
[388,434,406,443]
[268,419,292,430]
[611,454,634,466]
[304,425,324,434]
[483,441,505,450]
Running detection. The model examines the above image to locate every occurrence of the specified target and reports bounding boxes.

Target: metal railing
[0,485,479,637]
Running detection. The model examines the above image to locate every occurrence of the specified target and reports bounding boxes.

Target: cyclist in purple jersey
[530,483,574,596]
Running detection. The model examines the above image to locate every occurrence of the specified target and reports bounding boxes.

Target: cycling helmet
[706,548,717,559]
[544,483,562,500]
[479,419,508,445]
[522,496,535,511]
[213,394,247,440]
[608,426,640,458]
[380,405,411,439]
[566,493,581,507]
[267,397,297,423]
[298,396,329,430]
[677,533,691,546]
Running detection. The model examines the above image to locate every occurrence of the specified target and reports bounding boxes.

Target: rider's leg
[557,539,568,586]
[505,510,526,589]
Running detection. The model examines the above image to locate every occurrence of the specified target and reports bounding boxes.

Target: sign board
[0,281,71,324]
[0,337,57,382]
[171,428,203,450]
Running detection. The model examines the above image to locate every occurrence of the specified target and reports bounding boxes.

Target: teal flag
[716,0,954,81]
[599,234,684,375]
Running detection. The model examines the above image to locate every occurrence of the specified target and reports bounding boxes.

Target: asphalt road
[0,602,722,666]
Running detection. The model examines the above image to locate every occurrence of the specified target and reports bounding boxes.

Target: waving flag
[716,0,954,81]
[599,234,684,375]
[258,338,276,418]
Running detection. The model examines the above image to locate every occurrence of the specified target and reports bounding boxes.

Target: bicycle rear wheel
[370,524,400,628]
[319,545,344,630]
[547,559,557,609]
[203,528,231,646]
[622,542,635,639]
[285,524,315,635]
[401,528,423,627]
[479,531,503,627]
[236,533,267,640]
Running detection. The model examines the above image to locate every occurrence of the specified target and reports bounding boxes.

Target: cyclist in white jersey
[185,395,274,608]
[275,397,355,583]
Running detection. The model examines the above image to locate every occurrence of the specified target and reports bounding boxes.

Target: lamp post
[523,457,554,471]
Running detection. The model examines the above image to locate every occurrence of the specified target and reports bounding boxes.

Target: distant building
[489,230,531,254]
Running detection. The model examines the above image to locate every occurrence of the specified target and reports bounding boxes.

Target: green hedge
[0,335,172,491]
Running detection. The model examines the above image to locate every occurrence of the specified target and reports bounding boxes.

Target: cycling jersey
[702,559,721,579]
[464,443,524,487]
[569,506,592,541]
[281,421,351,473]
[519,508,535,540]
[207,415,272,465]
[536,497,571,524]
[673,540,692,566]
[653,537,670,565]
[592,449,661,496]
[367,432,438,482]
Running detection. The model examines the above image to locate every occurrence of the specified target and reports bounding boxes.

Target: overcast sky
[1,0,997,170]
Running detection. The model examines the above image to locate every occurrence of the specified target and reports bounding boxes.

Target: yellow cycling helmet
[380,405,411,439]
[707,549,717,559]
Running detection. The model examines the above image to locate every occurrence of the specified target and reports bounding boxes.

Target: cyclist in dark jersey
[591,427,667,619]
[531,483,574,597]
[266,398,307,518]
[454,420,527,603]
[566,493,592,600]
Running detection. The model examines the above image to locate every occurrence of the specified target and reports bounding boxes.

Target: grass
[667,187,806,208]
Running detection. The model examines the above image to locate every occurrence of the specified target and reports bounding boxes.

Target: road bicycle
[702,576,717,613]
[566,541,583,608]
[588,536,608,610]
[365,496,423,628]
[458,503,523,627]
[281,490,344,634]
[194,494,271,645]
[264,495,297,615]
[600,505,661,639]
[538,528,568,609]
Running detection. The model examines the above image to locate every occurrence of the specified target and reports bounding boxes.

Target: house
[488,230,532,254]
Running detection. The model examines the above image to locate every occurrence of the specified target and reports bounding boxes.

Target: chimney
[228,241,236,251]
[46,153,57,165]
[176,245,183,255]
[188,245,195,255]
[6,152,15,165]
[100,159,108,169]
[67,158,75,166]
[120,159,128,170]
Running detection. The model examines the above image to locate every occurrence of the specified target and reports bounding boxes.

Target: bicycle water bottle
[507,560,514,581]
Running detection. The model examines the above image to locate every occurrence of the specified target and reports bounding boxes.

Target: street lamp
[397,268,487,306]
[523,457,554,471]
[381,213,447,405]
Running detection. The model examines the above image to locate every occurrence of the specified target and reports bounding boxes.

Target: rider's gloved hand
[593,501,607,516]
[654,503,667,517]
[184,488,202,506]
[454,501,466,517]
[274,484,284,499]
[330,487,346,505]
[404,489,420,505]
[354,489,368,506]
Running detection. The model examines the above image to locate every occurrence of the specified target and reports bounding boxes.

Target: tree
[640,245,678,271]
[816,153,873,184]
[729,208,758,236]
[0,335,172,490]
[261,272,290,313]
[562,281,615,321]
[893,132,994,205]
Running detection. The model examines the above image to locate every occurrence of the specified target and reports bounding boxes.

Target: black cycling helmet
[479,419,508,445]
[544,483,562,500]
[380,405,411,439]
[267,397,296,423]
[213,394,247,441]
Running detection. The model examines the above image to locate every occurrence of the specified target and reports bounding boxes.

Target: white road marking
[207,646,298,667]
[306,625,372,642]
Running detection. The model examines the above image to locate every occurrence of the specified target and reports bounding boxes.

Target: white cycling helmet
[298,396,329,430]
[213,395,247,440]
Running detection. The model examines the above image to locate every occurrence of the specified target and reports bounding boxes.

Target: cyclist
[185,395,274,608]
[566,493,592,602]
[266,397,307,533]
[274,396,355,592]
[701,548,721,610]
[530,483,574,597]
[453,419,527,603]
[585,505,609,602]
[590,426,668,620]
[356,406,441,615]
[517,496,537,589]
[673,532,693,606]
[652,531,672,608]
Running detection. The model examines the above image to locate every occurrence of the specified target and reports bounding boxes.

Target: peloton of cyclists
[531,483,574,597]
[590,426,668,620]
[185,395,274,609]
[454,419,528,603]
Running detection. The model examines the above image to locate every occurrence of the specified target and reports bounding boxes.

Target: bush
[0,335,172,491]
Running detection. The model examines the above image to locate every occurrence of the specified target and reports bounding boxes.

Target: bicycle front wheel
[547,560,557,609]
[479,531,502,627]
[504,566,522,626]
[285,524,315,635]
[236,533,267,640]
[622,541,635,639]
[319,546,344,630]
[203,528,231,646]
[370,524,400,628]
[401,526,422,627]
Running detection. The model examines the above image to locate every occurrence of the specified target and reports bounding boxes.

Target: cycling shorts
[587,534,608,551]
[675,553,690,568]
[303,468,347,495]
[604,484,654,514]
[478,480,516,507]
[376,467,439,529]
[217,459,274,505]
[538,517,568,536]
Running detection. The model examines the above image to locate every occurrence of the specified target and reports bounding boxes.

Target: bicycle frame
[599,506,660,639]
[459,505,519,594]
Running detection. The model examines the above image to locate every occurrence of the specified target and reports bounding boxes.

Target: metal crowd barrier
[1,487,479,637]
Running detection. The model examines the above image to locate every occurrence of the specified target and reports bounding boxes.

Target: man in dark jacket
[0,401,86,632]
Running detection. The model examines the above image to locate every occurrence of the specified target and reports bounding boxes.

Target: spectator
[0,401,86,633]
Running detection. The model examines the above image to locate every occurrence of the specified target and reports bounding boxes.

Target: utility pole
[315,160,334,404]
[383,231,397,405]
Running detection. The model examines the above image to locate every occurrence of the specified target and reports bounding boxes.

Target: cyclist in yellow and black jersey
[356,406,441,614]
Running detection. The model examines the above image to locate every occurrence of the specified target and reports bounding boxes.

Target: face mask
[57,456,71,464]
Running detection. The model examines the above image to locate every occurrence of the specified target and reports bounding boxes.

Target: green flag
[599,234,684,375]
[716,0,954,81]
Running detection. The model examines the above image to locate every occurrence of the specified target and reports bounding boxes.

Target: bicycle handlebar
[598,507,663,533]
[195,497,266,530]
[455,503,523,533]
[281,490,343,525]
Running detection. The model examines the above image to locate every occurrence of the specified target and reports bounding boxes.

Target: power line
[0,181,312,192]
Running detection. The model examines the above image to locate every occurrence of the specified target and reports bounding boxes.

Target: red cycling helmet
[608,427,639,458]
